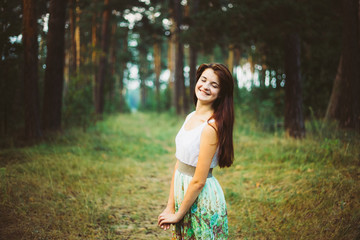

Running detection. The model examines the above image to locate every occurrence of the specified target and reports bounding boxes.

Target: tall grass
[0,111,359,239]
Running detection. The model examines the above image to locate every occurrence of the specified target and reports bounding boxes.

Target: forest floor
[0,111,359,239]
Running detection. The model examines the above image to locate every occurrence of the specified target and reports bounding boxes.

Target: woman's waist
[177,160,213,178]
[175,155,218,168]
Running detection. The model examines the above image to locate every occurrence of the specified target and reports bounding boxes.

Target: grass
[0,111,359,239]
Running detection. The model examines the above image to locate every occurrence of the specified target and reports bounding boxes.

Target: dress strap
[208,119,215,124]
[184,111,195,124]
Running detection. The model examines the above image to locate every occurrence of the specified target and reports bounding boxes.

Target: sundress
[172,166,228,239]
[172,111,228,239]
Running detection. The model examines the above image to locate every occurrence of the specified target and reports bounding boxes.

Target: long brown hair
[194,63,234,168]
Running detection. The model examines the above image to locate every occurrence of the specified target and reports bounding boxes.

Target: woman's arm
[166,160,179,210]
[158,124,218,226]
[158,160,179,230]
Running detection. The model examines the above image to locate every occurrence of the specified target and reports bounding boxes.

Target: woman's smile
[195,68,220,104]
[198,88,210,96]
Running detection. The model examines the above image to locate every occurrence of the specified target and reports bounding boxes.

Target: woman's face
[195,68,220,105]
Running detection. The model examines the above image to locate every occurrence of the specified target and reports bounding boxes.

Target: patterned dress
[172,112,228,239]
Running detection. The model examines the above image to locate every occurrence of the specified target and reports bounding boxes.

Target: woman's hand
[158,212,182,228]
[158,206,175,231]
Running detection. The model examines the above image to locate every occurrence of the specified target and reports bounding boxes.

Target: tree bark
[64,47,70,96]
[69,0,77,75]
[227,44,234,74]
[284,32,305,138]
[42,0,68,132]
[153,41,162,111]
[139,46,148,109]
[167,21,176,110]
[179,42,187,113]
[233,48,241,89]
[75,0,80,72]
[95,0,110,116]
[173,0,185,114]
[22,0,41,139]
[325,56,342,120]
[92,13,98,64]
[118,29,128,112]
[188,0,198,106]
[337,0,360,129]
[91,12,98,108]
[326,0,360,130]
[189,46,197,104]
[109,23,117,101]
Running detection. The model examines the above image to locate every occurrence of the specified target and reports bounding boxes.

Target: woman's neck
[195,102,214,119]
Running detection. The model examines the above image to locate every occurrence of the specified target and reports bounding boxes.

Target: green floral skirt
[172,169,228,239]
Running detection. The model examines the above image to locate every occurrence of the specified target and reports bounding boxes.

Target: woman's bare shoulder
[202,122,218,144]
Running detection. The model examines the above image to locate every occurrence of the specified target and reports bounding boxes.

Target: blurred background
[1,0,359,141]
[1,1,360,239]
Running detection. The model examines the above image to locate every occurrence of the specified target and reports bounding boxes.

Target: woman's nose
[203,82,210,89]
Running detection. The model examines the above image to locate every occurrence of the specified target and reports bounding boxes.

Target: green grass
[0,111,359,239]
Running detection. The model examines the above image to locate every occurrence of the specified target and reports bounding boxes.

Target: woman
[158,63,234,239]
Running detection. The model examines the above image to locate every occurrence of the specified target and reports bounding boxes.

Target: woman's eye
[201,79,206,82]
[212,84,218,88]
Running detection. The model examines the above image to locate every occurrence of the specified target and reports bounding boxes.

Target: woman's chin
[196,91,210,99]
[197,97,216,105]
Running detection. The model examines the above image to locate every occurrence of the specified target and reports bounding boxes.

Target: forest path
[1,112,359,239]
[0,113,181,239]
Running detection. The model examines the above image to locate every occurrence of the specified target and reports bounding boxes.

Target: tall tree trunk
[325,56,342,120]
[64,48,70,96]
[75,0,81,72]
[227,44,234,74]
[180,43,187,113]
[174,42,184,115]
[233,48,241,89]
[22,0,41,139]
[42,0,68,132]
[338,0,360,129]
[188,0,198,106]
[259,68,266,88]
[189,46,197,105]
[109,23,117,101]
[326,0,360,130]
[69,0,77,75]
[167,22,176,110]
[173,0,185,114]
[118,29,128,112]
[91,12,98,108]
[92,13,98,64]
[153,41,162,111]
[355,0,360,130]
[284,32,305,138]
[139,46,148,109]
[95,0,110,116]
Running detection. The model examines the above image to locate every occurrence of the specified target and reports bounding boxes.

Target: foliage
[235,86,285,132]
[0,0,23,136]
[138,86,173,112]
[0,0,351,137]
[63,74,95,130]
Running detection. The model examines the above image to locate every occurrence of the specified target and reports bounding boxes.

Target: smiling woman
[158,63,235,239]
[195,68,220,104]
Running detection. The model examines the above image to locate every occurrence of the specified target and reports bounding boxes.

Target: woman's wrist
[166,206,175,213]
[166,202,175,209]
[175,210,185,220]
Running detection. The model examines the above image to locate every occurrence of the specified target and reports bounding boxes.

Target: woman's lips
[199,89,210,96]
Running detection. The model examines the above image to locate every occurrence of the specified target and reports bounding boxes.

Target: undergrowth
[0,111,359,239]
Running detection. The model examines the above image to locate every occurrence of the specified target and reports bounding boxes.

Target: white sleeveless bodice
[175,111,219,168]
